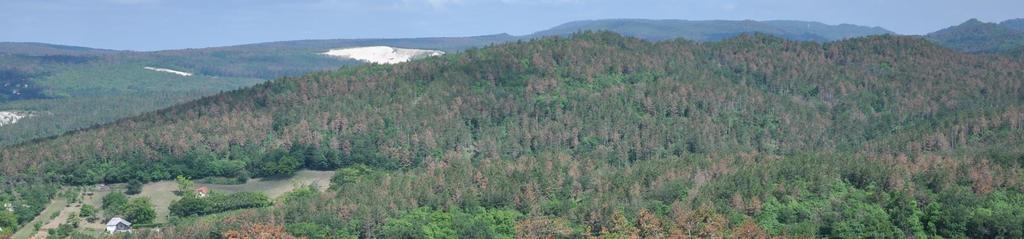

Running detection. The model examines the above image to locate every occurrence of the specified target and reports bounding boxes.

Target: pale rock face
[321,46,444,64]
[0,111,30,127]
[144,67,193,76]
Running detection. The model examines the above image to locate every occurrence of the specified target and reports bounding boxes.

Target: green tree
[0,211,17,232]
[67,212,80,228]
[126,180,143,195]
[251,150,303,177]
[175,175,194,195]
[123,197,156,224]
[235,169,251,184]
[79,205,96,220]
[330,165,377,189]
[102,191,128,214]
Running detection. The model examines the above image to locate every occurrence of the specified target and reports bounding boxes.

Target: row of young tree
[2,32,1023,237]
[169,192,271,217]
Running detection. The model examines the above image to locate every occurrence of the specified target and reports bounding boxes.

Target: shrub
[126,180,143,195]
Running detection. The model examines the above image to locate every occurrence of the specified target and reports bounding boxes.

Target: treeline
[55,143,391,185]
[2,32,1024,238]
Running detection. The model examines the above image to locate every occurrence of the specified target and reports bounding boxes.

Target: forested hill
[5,32,1024,238]
[926,18,1024,53]
[0,42,121,56]
[0,34,513,147]
[530,19,892,42]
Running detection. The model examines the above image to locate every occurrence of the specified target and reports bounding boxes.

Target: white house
[106,217,132,233]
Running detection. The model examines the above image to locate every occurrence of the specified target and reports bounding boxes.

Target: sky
[1,0,1022,51]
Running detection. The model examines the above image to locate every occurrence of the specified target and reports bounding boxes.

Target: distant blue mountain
[529,19,893,42]
[926,18,1024,53]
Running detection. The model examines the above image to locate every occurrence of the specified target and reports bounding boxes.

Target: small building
[106,217,132,233]
[196,186,210,198]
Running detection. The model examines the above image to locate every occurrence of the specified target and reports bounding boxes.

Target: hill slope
[0,34,512,146]
[926,18,1024,53]
[530,19,892,42]
[0,19,891,146]
[2,32,1024,238]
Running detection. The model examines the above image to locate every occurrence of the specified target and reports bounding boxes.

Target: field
[138,170,333,223]
[11,170,334,238]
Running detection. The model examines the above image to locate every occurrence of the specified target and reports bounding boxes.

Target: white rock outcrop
[144,67,193,76]
[322,46,444,64]
[0,111,30,127]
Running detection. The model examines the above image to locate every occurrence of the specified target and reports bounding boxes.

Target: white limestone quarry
[144,67,193,76]
[321,46,444,64]
[0,111,30,127]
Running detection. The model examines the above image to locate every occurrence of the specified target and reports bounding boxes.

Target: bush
[79,205,95,219]
[0,211,16,232]
[235,170,251,184]
[278,185,319,203]
[126,180,143,195]
[330,165,378,189]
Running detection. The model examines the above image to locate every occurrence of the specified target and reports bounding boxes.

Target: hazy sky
[1,0,1022,51]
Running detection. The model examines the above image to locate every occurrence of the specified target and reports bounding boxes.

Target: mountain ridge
[529,19,893,42]
[926,18,1024,53]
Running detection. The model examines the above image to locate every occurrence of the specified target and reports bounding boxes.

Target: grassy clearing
[135,170,333,223]
[204,170,333,198]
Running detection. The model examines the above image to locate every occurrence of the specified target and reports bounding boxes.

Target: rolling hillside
[0,34,512,146]
[926,18,1024,53]
[0,19,900,147]
[2,32,1023,238]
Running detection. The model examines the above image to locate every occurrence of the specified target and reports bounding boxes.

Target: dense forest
[1,18,1012,149]
[1,32,1023,238]
[927,18,1024,53]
